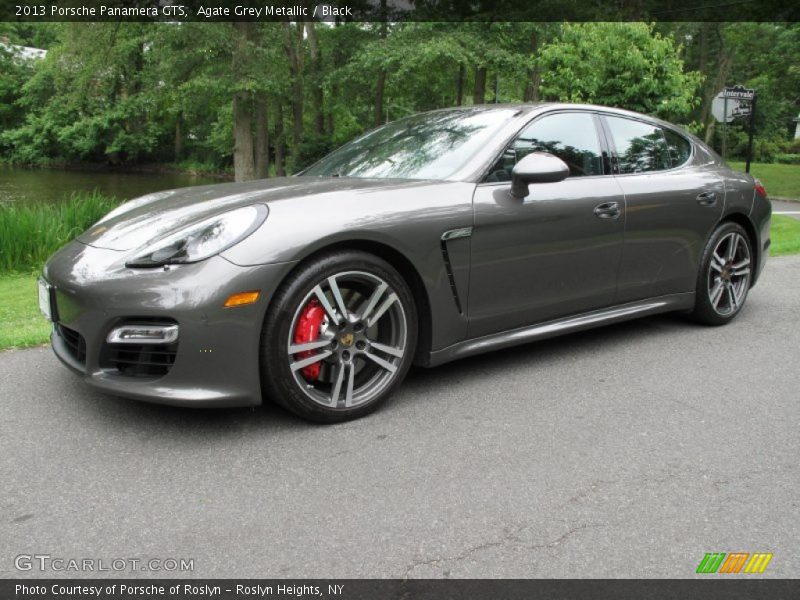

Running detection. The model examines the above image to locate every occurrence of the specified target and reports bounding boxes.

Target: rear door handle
[593,201,621,220]
[697,191,717,206]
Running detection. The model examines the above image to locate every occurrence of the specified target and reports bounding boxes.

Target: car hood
[78,176,438,252]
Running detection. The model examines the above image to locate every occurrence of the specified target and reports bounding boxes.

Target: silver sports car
[40,104,771,422]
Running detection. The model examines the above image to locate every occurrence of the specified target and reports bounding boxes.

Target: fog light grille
[104,344,178,377]
[101,319,179,377]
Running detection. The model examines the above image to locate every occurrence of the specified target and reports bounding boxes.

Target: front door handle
[697,191,717,206]
[593,201,621,220]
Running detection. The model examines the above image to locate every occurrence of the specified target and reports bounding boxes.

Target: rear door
[467,111,626,338]
[600,114,725,302]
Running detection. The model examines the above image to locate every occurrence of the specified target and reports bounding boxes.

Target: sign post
[744,92,757,174]
[722,95,728,159]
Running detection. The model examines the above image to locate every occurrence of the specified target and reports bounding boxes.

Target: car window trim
[477,109,610,184]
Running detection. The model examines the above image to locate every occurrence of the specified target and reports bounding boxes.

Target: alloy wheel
[707,232,750,316]
[286,270,408,409]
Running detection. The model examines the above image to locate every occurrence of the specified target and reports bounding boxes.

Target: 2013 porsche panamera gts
[40,104,771,422]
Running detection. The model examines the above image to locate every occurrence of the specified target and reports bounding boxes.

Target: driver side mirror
[510,152,570,198]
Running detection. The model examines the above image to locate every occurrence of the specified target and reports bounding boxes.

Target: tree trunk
[255,94,270,179]
[232,22,256,182]
[326,101,335,137]
[374,0,388,126]
[474,67,487,104]
[174,112,184,161]
[523,32,541,102]
[282,22,304,153]
[274,102,286,177]
[305,20,324,136]
[703,37,733,144]
[232,91,255,182]
[456,64,465,105]
[374,70,386,126]
[326,20,342,137]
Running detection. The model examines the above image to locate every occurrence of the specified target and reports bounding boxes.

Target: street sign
[711,93,738,123]
[731,104,751,118]
[722,85,755,101]
[712,86,755,124]
[710,84,758,174]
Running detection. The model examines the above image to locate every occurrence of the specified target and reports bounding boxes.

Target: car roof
[439,102,713,152]
[433,102,680,129]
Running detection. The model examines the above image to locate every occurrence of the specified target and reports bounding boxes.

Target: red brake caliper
[293,299,327,381]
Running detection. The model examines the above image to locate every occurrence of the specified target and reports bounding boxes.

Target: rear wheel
[690,222,752,326]
[261,251,417,423]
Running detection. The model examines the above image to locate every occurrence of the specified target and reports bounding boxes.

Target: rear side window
[663,128,692,167]
[605,116,671,174]
[485,112,603,181]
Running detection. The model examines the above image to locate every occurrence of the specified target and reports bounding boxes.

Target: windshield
[303,108,520,180]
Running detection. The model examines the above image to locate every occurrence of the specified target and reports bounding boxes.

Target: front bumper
[43,241,295,407]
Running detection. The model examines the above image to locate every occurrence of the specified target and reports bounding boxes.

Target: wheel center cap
[339,332,355,347]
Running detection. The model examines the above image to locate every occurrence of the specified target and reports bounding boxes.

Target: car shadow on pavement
[394,311,703,410]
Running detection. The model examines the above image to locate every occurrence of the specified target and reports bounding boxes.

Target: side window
[663,128,692,168]
[485,112,603,182]
[605,116,671,174]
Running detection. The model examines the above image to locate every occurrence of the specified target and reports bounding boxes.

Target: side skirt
[426,292,695,367]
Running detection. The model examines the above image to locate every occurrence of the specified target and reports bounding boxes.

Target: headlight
[126,204,268,268]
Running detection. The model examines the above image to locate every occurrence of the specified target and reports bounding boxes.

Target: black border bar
[3,579,800,600]
[2,0,799,22]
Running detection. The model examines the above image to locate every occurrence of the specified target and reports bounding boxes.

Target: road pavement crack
[402,522,595,578]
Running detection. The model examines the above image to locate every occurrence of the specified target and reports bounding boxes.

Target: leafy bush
[783,138,800,154]
[775,153,800,165]
[0,191,119,272]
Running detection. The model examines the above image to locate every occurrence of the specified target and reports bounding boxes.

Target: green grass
[0,273,51,349]
[728,161,800,200]
[0,191,119,273]
[770,215,800,256]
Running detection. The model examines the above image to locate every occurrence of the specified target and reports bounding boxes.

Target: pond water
[0,165,219,205]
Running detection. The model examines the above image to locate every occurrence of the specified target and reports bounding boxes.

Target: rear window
[605,116,671,174]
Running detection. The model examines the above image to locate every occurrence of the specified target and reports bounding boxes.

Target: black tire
[689,221,753,326]
[260,250,418,423]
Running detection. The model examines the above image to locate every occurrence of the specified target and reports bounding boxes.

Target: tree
[0,21,793,173]
[538,23,702,121]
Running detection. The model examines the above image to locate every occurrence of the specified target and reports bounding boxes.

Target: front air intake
[101,319,179,377]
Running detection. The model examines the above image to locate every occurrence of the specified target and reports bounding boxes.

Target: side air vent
[440,227,472,316]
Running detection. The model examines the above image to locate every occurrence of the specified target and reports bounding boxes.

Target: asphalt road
[2,257,799,579]
[773,199,800,220]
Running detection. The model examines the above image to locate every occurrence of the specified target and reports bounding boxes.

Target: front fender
[221,180,476,352]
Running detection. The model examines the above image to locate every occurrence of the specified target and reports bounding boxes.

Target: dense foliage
[0,21,797,179]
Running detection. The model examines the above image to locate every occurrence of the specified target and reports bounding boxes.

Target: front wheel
[261,251,418,423]
[690,222,753,326]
